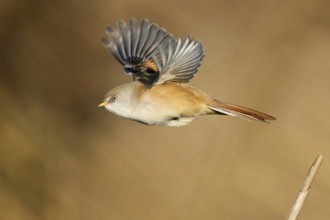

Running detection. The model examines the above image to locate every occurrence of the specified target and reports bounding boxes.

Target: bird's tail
[206,100,276,123]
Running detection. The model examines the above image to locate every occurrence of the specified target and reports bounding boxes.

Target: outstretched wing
[102,18,171,77]
[152,36,204,85]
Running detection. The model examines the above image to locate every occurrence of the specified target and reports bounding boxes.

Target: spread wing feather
[153,36,204,84]
[129,18,139,56]
[102,18,171,75]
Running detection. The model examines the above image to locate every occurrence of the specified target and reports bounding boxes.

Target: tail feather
[207,102,276,123]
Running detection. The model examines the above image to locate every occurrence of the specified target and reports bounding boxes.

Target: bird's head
[98,82,139,117]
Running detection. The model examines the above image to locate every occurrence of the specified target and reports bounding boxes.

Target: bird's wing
[102,18,172,76]
[152,36,204,85]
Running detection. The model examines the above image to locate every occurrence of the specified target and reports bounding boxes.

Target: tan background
[1,0,330,219]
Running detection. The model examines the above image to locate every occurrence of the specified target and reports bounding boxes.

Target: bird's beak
[98,101,107,107]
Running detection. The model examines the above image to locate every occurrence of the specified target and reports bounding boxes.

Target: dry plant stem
[286,155,324,220]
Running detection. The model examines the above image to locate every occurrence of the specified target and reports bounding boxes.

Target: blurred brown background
[1,0,330,219]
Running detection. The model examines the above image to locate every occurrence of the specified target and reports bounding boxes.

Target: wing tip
[101,37,109,45]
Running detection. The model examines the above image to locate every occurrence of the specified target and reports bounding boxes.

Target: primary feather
[102,18,171,77]
[153,36,204,85]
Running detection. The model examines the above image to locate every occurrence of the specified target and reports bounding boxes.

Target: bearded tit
[99,18,275,127]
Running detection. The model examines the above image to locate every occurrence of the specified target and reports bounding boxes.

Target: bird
[99,18,276,127]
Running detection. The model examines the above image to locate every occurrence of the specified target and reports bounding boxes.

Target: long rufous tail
[207,101,276,123]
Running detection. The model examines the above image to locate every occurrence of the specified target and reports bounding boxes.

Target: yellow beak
[98,101,107,107]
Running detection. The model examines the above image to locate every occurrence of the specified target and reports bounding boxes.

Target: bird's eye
[107,96,117,103]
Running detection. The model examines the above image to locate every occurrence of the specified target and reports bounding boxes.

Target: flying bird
[99,18,275,126]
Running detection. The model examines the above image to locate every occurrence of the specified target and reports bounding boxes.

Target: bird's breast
[129,82,209,126]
